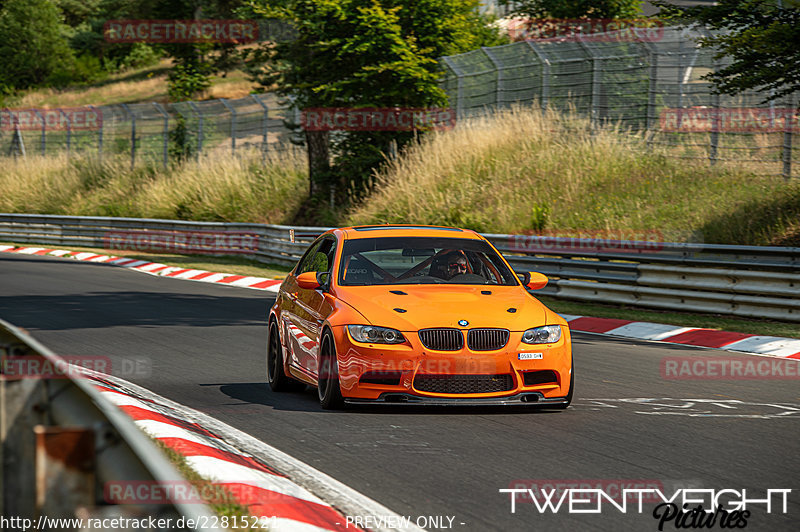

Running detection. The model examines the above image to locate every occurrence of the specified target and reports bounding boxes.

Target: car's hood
[334,284,548,331]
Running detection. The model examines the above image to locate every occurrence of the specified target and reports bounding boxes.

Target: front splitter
[344,391,570,406]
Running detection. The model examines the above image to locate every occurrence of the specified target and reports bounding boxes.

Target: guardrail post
[251,94,269,162]
[121,104,136,170]
[88,105,101,160]
[153,103,170,169]
[220,98,237,155]
[35,426,95,519]
[33,109,46,156]
[59,109,71,158]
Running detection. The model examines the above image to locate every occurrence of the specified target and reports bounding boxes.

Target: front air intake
[418,328,463,351]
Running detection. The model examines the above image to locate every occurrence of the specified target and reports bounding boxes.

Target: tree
[0,0,76,92]
[242,0,503,200]
[656,0,800,103]
[501,0,642,20]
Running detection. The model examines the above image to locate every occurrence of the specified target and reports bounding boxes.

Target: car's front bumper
[331,325,572,402]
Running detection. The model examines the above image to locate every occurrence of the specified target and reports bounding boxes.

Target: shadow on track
[210,381,568,416]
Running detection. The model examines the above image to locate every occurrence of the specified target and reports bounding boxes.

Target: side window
[296,237,337,275]
[295,241,322,275]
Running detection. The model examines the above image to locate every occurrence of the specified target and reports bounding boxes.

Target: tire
[317,330,344,410]
[552,359,574,410]
[267,320,294,392]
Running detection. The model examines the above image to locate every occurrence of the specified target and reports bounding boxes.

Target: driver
[445,255,468,279]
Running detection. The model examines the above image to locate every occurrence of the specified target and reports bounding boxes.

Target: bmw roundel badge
[458,319,469,327]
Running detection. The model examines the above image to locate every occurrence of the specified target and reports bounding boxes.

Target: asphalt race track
[2,252,798,531]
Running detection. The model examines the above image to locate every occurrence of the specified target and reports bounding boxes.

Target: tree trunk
[305,130,330,196]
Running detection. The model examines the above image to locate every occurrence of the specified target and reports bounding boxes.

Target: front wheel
[552,360,574,410]
[317,331,344,410]
[267,321,294,392]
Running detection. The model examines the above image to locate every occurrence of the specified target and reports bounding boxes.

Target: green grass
[0,150,308,224]
[13,61,260,107]
[346,106,800,246]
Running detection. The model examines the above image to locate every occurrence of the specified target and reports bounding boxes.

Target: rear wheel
[318,330,344,410]
[267,321,294,392]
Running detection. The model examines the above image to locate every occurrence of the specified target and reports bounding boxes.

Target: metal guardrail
[1,213,799,321]
[0,319,224,530]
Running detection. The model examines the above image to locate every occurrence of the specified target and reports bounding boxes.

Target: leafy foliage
[500,0,642,19]
[656,0,800,102]
[241,0,504,200]
[0,0,77,91]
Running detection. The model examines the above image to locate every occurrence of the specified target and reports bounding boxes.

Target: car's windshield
[338,236,518,286]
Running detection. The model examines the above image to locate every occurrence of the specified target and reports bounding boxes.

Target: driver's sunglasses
[448,262,467,272]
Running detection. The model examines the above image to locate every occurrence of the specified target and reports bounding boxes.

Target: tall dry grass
[347,106,800,245]
[0,149,308,224]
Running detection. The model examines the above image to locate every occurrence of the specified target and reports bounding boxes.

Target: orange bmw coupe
[267,225,573,409]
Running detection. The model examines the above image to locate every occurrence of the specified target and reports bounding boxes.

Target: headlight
[348,325,406,344]
[521,325,562,344]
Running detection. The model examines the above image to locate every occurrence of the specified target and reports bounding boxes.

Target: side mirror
[526,272,548,290]
[316,271,331,287]
[296,271,321,290]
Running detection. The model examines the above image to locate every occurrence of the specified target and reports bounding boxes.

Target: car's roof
[335,225,484,241]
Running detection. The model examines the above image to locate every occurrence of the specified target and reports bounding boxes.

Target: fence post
[188,101,203,160]
[481,47,503,110]
[783,97,794,180]
[33,109,46,156]
[88,106,102,160]
[577,39,601,126]
[526,41,550,112]
[153,103,169,169]
[121,103,136,170]
[251,94,269,161]
[709,62,720,166]
[219,98,237,155]
[441,57,464,119]
[59,109,71,158]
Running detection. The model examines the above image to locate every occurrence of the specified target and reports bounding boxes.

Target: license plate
[519,352,543,360]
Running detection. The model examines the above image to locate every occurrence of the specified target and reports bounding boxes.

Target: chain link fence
[1,93,299,165]
[440,25,798,179]
[3,25,797,179]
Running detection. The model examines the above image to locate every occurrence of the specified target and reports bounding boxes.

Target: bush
[0,0,76,90]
